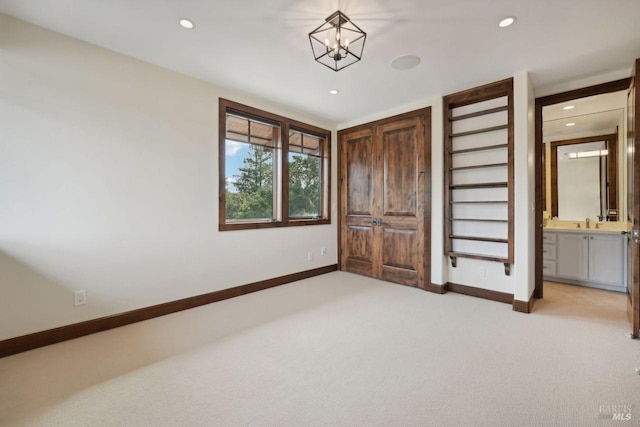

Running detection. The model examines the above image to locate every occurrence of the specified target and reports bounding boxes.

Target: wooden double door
[338,109,431,289]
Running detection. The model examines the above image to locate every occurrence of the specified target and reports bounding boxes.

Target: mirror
[552,136,616,221]
[543,91,626,222]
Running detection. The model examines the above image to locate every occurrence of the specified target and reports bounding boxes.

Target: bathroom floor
[538,281,627,325]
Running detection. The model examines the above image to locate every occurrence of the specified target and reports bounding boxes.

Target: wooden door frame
[628,59,640,337]
[337,107,432,289]
[534,78,630,299]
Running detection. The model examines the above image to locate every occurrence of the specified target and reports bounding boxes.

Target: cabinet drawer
[542,260,556,276]
[543,233,557,244]
[543,244,556,260]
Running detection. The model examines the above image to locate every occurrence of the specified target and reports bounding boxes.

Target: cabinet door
[588,234,623,286]
[542,244,556,260]
[556,233,588,280]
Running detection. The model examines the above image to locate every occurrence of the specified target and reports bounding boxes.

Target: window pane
[289,130,322,157]
[226,114,276,148]
[289,151,322,218]
[225,142,275,221]
[250,121,274,146]
[226,115,249,143]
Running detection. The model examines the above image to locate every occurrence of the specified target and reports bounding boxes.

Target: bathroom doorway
[534,62,640,336]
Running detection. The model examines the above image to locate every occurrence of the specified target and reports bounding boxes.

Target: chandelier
[308,11,367,72]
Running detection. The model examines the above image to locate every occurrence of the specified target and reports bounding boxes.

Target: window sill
[219,218,330,231]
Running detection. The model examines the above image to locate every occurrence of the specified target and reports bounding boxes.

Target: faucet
[585,218,590,229]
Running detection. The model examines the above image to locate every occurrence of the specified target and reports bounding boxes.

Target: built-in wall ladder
[443,78,515,276]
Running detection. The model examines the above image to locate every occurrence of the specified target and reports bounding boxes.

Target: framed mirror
[542,91,626,222]
[550,134,617,221]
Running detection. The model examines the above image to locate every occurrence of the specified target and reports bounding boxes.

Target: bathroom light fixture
[563,105,575,110]
[568,149,608,159]
[329,89,339,95]
[309,11,366,72]
[179,18,194,29]
[499,16,516,28]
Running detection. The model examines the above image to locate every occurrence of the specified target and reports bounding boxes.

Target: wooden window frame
[218,98,331,231]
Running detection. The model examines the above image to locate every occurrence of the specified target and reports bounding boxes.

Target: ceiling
[1,0,639,125]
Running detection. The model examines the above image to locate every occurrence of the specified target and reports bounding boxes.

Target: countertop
[543,227,627,235]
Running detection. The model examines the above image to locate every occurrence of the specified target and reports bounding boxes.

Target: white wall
[516,73,536,301]
[0,15,338,340]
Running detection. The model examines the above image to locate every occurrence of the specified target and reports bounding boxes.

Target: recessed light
[390,54,421,71]
[563,105,575,110]
[329,89,339,95]
[179,18,194,29]
[499,16,516,28]
[566,122,576,127]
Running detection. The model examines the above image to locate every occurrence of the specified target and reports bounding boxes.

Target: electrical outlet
[307,252,313,261]
[479,266,486,277]
[74,290,86,306]
[321,247,327,256]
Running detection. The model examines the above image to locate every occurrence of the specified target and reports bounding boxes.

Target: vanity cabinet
[543,230,626,292]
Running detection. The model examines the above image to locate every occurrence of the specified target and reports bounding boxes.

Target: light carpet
[0,272,638,426]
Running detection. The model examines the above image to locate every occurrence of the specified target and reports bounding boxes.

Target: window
[224,114,279,222]
[288,129,323,218]
[219,99,331,230]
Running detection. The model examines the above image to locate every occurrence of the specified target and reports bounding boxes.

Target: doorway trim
[534,78,630,299]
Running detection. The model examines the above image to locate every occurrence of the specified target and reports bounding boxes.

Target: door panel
[341,129,376,278]
[344,224,373,275]
[627,58,640,337]
[381,227,419,286]
[346,134,374,216]
[379,117,425,288]
[381,123,419,216]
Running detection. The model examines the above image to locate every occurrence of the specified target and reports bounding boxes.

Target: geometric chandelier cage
[308,10,367,72]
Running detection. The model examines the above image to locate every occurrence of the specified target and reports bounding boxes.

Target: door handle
[371,218,383,226]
